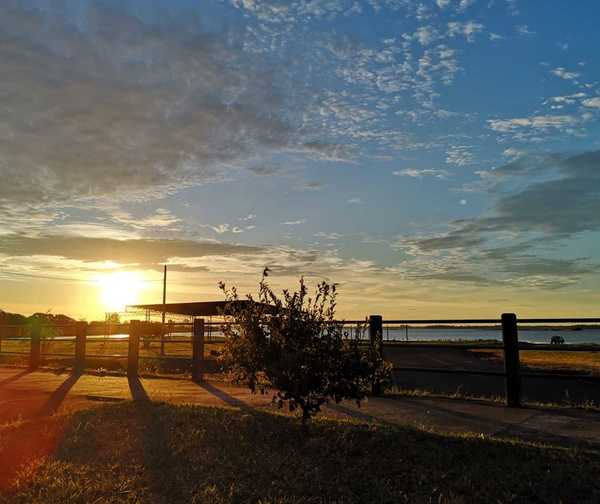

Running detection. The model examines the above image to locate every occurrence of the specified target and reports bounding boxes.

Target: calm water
[44,328,600,346]
[382,327,600,345]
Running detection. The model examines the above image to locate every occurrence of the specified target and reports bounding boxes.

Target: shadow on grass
[193,380,250,410]
[0,368,32,388]
[128,375,150,402]
[125,378,187,503]
[37,372,82,417]
[326,401,379,423]
[5,400,600,503]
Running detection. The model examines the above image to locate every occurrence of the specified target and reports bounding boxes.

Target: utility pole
[161,265,167,356]
[162,265,167,325]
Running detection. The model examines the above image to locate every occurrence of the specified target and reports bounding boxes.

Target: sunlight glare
[95,271,145,313]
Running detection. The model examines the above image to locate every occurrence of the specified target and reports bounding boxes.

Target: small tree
[219,270,392,426]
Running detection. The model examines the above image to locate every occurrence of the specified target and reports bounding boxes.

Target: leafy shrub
[219,270,392,426]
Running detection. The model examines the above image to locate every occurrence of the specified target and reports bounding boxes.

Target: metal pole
[161,265,167,356]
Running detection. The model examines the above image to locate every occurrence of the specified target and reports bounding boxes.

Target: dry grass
[470,349,600,374]
[1,402,600,503]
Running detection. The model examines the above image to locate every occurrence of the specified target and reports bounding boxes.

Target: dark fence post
[30,321,41,370]
[0,324,4,353]
[128,320,141,377]
[501,313,521,407]
[369,315,384,396]
[369,315,383,357]
[192,318,205,383]
[75,322,87,373]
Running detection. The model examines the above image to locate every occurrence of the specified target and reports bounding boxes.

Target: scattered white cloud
[446,145,474,166]
[458,0,476,12]
[315,232,343,240]
[447,21,485,42]
[211,224,244,234]
[347,198,364,204]
[502,147,526,159]
[515,25,535,36]
[545,93,586,106]
[551,67,580,81]
[582,97,600,109]
[282,219,307,226]
[393,169,450,179]
[488,115,578,133]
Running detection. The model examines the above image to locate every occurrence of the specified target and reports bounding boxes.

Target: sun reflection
[94,271,145,312]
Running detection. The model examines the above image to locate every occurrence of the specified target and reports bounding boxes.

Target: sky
[1,0,600,320]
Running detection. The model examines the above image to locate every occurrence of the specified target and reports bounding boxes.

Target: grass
[470,349,600,375]
[2,402,600,503]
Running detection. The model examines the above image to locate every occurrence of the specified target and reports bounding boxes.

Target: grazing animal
[550,335,565,345]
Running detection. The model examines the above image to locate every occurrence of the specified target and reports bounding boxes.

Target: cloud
[550,67,580,81]
[447,21,485,42]
[315,232,343,240]
[0,2,297,207]
[299,181,325,192]
[545,93,587,106]
[347,198,363,204]
[0,235,263,269]
[458,0,476,12]
[446,145,474,166]
[407,151,600,253]
[393,169,450,179]
[211,224,244,234]
[282,219,307,226]
[582,97,600,109]
[515,25,535,36]
[488,115,578,133]
[436,0,452,9]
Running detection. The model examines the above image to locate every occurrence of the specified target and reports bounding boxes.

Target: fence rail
[1,313,599,406]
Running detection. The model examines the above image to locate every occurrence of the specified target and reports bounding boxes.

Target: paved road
[384,346,600,405]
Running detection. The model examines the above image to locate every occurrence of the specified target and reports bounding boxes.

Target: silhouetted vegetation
[219,271,392,426]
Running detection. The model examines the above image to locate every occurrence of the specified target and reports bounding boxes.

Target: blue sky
[1,0,600,319]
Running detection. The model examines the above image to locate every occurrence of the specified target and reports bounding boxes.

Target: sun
[95,271,145,313]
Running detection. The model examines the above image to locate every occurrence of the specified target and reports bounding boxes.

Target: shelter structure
[126,301,275,322]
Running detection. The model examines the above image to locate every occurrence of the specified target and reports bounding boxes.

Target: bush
[219,270,392,426]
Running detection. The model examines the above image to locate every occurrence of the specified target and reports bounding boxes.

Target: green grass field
[1,402,599,503]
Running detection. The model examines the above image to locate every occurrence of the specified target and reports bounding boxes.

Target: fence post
[369,315,384,396]
[128,320,141,377]
[75,322,87,373]
[160,324,165,356]
[0,324,4,353]
[501,313,521,407]
[192,318,205,383]
[369,315,383,357]
[30,321,41,370]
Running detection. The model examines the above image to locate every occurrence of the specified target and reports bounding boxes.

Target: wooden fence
[1,313,599,407]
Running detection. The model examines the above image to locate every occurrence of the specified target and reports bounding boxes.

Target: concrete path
[2,366,600,449]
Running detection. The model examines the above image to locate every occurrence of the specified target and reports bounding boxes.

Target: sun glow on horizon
[95,271,146,313]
